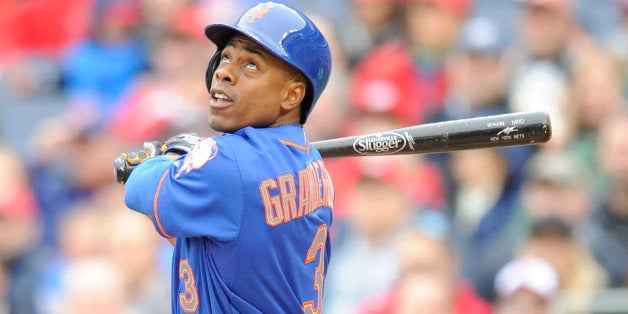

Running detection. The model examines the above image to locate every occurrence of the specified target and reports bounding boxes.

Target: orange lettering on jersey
[260,178,283,226]
[248,3,274,23]
[277,174,297,222]
[297,169,309,218]
[321,164,335,209]
[261,161,334,227]
[303,164,314,216]
[312,161,325,210]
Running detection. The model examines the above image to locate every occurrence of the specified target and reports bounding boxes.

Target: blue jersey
[124,125,334,313]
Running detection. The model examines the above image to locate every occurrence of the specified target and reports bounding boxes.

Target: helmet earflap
[205,49,222,94]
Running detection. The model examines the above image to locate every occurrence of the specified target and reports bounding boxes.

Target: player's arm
[120,133,205,210]
[129,136,244,240]
[149,153,181,246]
[136,153,181,246]
[124,156,175,216]
[122,133,205,240]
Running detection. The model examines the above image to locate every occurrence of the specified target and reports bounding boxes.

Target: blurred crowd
[1,0,627,313]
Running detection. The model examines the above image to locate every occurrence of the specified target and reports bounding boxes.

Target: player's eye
[245,61,259,70]
[220,55,231,63]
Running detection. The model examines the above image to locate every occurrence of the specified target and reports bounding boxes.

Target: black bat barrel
[313,111,552,158]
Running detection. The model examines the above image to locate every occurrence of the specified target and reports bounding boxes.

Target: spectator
[0,146,47,314]
[569,49,624,138]
[61,0,150,126]
[448,147,524,302]
[0,0,91,126]
[433,15,534,196]
[109,4,215,144]
[35,204,109,313]
[441,16,510,121]
[28,119,123,247]
[138,0,205,50]
[603,0,628,96]
[349,0,471,126]
[493,256,560,314]
[588,112,628,287]
[357,230,491,314]
[520,218,608,313]
[344,0,405,66]
[106,210,171,314]
[325,113,446,218]
[60,257,131,314]
[0,0,91,60]
[323,172,415,314]
[518,150,594,240]
[566,48,625,195]
[0,0,90,155]
[322,131,445,313]
[507,0,590,150]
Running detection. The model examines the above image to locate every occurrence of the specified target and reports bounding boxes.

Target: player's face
[208,36,304,132]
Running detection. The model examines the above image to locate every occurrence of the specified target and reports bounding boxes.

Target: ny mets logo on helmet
[248,3,274,23]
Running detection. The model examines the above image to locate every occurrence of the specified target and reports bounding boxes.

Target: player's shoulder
[220,126,307,147]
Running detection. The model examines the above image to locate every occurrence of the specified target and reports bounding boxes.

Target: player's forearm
[124,156,173,216]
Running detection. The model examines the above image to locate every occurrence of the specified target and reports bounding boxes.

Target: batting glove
[162,133,205,155]
[114,141,164,184]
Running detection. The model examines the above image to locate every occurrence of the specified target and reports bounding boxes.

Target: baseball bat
[312,111,551,158]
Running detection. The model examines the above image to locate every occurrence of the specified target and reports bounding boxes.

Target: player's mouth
[210,88,234,108]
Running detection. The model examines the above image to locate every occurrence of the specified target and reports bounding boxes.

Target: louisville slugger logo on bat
[353,132,407,155]
[313,111,552,158]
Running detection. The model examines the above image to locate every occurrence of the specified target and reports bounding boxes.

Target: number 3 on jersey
[179,259,199,312]
[302,224,328,314]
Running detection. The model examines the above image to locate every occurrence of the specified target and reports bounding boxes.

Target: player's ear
[280,81,306,111]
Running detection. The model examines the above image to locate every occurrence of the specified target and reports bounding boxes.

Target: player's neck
[269,123,302,128]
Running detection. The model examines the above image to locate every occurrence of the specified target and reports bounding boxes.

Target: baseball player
[118,2,333,313]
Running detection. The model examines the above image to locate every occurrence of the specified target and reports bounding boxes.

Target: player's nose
[215,63,236,84]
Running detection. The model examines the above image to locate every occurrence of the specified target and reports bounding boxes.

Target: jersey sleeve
[124,156,172,216]
[124,137,244,240]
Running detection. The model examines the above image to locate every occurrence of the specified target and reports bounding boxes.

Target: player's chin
[208,113,239,133]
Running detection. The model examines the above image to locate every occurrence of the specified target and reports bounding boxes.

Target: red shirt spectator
[0,0,93,60]
[356,280,492,314]
[350,41,449,126]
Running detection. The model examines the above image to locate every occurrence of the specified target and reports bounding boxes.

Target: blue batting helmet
[204,2,332,124]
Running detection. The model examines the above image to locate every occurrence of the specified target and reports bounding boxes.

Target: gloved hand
[162,133,205,155]
[114,141,164,184]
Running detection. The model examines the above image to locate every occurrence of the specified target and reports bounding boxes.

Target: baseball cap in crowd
[494,256,560,300]
[458,17,506,56]
[350,44,424,125]
[524,151,588,186]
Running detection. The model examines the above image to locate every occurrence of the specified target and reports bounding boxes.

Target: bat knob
[114,155,131,184]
